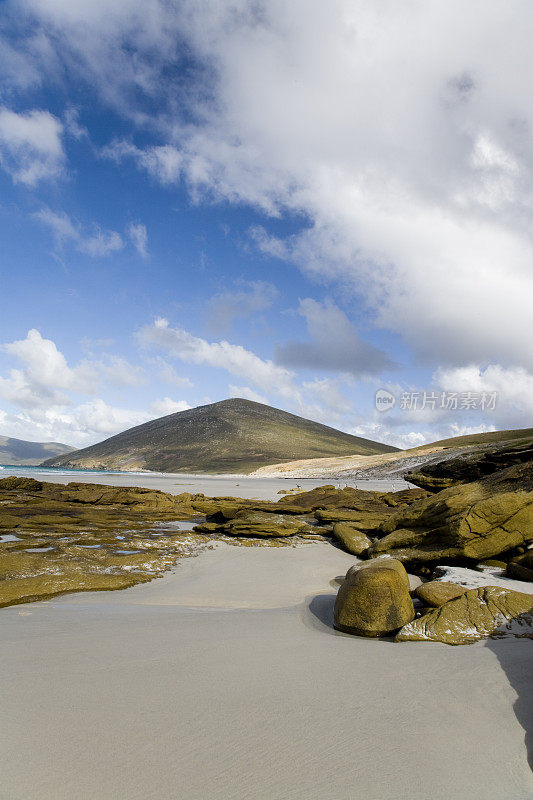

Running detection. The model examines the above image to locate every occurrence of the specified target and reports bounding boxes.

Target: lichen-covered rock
[334,558,414,637]
[415,581,466,607]
[370,462,533,565]
[396,586,533,644]
[220,511,312,538]
[331,523,372,555]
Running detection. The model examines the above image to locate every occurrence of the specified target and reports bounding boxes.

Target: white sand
[1,541,532,800]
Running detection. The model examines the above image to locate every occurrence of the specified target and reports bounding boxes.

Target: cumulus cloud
[0,106,65,185]
[276,299,393,377]
[0,329,143,411]
[34,208,124,257]
[206,280,278,335]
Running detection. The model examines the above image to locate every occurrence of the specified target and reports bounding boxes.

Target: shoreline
[1,541,532,800]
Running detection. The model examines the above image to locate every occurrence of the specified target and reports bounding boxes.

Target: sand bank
[1,541,531,800]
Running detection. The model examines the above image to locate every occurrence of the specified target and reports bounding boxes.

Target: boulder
[331,523,372,556]
[334,558,415,637]
[396,586,533,644]
[415,581,467,607]
[369,462,533,566]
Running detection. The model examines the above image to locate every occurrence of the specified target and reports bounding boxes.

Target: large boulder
[369,462,533,566]
[334,558,415,637]
[415,581,467,607]
[396,586,533,644]
[332,523,372,556]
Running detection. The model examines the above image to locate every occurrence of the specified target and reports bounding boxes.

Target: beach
[2,538,532,800]
[0,464,413,499]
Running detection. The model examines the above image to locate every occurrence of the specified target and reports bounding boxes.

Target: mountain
[0,436,75,466]
[42,398,398,474]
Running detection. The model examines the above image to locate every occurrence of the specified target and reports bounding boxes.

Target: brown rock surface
[396,586,533,644]
[415,581,467,607]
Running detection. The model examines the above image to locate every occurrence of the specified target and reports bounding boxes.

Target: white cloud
[228,385,269,404]
[34,207,124,257]
[0,106,65,185]
[435,364,533,430]
[103,140,182,184]
[151,356,193,388]
[14,1,532,371]
[138,317,302,403]
[127,222,148,257]
[150,397,191,416]
[0,329,143,411]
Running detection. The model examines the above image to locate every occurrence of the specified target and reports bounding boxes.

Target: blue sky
[0,1,532,449]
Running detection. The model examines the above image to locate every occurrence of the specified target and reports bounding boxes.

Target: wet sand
[1,542,532,800]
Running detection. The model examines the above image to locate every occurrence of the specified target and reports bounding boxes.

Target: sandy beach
[2,540,532,800]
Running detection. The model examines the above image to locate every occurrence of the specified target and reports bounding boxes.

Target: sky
[0,0,532,450]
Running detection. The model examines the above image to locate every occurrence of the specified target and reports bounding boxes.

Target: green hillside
[42,398,398,474]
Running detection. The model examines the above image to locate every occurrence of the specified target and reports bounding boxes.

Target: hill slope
[42,398,398,473]
[0,436,75,466]
[411,427,533,450]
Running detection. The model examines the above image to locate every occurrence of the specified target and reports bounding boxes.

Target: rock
[315,508,391,529]
[334,558,415,637]
[415,581,467,607]
[369,462,533,566]
[220,511,312,538]
[506,553,533,582]
[405,437,533,492]
[475,560,507,571]
[396,586,533,644]
[0,476,43,492]
[331,523,372,555]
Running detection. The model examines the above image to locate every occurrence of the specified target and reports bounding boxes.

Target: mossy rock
[370,462,533,565]
[334,558,414,637]
[396,586,533,644]
[332,523,372,556]
[220,512,311,538]
[415,581,467,607]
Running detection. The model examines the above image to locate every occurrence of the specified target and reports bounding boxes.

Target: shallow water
[0,464,411,500]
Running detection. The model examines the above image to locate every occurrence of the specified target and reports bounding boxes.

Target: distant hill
[42,398,398,474]
[414,427,533,451]
[0,436,75,466]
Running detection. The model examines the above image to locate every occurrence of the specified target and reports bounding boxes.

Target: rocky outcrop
[370,462,533,566]
[334,559,415,637]
[396,586,533,644]
[406,438,533,492]
[331,523,372,555]
[415,581,467,607]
